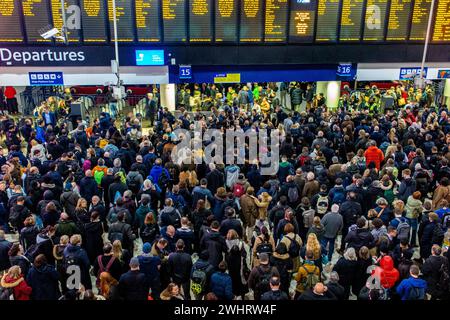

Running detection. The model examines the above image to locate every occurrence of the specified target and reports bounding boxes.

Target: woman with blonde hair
[99,271,120,300]
[302,233,323,270]
[0,265,32,300]
[160,282,184,300]
[74,198,89,223]
[111,240,132,273]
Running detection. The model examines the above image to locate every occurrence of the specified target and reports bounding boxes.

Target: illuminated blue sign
[135,50,165,66]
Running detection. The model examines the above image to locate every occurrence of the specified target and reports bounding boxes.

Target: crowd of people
[0,80,449,302]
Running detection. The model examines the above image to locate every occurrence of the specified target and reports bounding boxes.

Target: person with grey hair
[326,271,346,300]
[333,247,358,299]
[321,204,343,261]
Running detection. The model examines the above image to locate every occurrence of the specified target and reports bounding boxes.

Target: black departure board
[0,0,23,42]
[433,0,450,42]
[265,0,289,42]
[80,0,108,42]
[289,0,316,43]
[50,0,80,42]
[162,0,187,42]
[190,0,213,42]
[409,0,431,40]
[240,0,264,42]
[215,0,238,42]
[136,0,161,42]
[386,0,412,41]
[107,0,134,42]
[22,0,52,43]
[316,0,341,42]
[363,0,388,41]
[339,0,364,41]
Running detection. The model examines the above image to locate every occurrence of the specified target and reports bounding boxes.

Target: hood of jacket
[0,275,24,288]
[380,255,394,271]
[65,244,82,255]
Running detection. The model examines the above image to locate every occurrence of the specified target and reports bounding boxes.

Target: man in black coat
[422,245,449,300]
[420,213,443,260]
[101,168,115,209]
[298,282,337,300]
[338,192,362,254]
[108,212,136,253]
[206,163,225,195]
[167,240,193,299]
[0,230,12,272]
[326,271,346,300]
[79,170,99,205]
[344,218,376,253]
[118,257,150,300]
[219,207,243,238]
[261,276,289,300]
[200,221,227,269]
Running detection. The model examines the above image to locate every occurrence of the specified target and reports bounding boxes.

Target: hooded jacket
[26,264,60,300]
[345,227,376,251]
[397,178,416,203]
[364,146,384,170]
[0,274,32,300]
[396,276,427,300]
[200,231,227,268]
[405,196,423,219]
[371,256,400,289]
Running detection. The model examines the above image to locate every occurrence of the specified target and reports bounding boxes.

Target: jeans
[321,237,336,261]
[406,217,418,246]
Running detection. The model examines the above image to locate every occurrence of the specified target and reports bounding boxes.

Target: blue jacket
[26,264,60,300]
[36,126,46,144]
[79,176,99,201]
[192,186,214,209]
[63,244,92,289]
[396,276,427,300]
[149,165,170,187]
[210,271,233,300]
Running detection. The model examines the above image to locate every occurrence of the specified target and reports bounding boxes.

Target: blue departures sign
[336,63,352,77]
[179,65,192,79]
[135,50,165,66]
[29,72,64,86]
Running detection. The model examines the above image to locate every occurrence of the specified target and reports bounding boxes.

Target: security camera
[40,28,60,40]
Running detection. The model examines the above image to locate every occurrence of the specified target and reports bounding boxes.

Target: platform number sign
[179,65,192,80]
[337,63,352,77]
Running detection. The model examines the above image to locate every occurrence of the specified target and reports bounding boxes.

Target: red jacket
[364,146,384,170]
[4,87,16,99]
[0,274,32,300]
[371,256,400,289]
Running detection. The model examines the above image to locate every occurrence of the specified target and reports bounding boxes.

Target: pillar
[160,84,176,111]
[315,81,341,110]
[444,79,450,106]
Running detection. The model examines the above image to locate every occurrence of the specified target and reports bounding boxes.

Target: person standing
[167,240,193,299]
[145,93,157,127]
[321,204,343,262]
[118,257,150,300]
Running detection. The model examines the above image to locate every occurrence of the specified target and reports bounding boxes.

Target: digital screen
[189,0,213,42]
[289,0,316,43]
[433,0,450,42]
[409,0,431,40]
[316,0,341,42]
[22,0,52,43]
[135,50,165,65]
[215,0,238,42]
[363,0,388,41]
[80,0,108,42]
[50,0,80,42]
[136,0,161,42]
[386,0,412,41]
[240,0,264,42]
[0,0,23,42]
[162,0,187,42]
[265,0,289,42]
[108,0,134,42]
[339,0,364,41]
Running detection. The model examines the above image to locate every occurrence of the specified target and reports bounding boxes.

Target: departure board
[409,0,431,40]
[432,0,450,42]
[0,0,23,42]
[50,0,80,42]
[190,0,213,42]
[363,0,388,41]
[339,0,364,41]
[386,0,412,40]
[23,0,52,43]
[316,0,341,42]
[289,0,316,42]
[136,0,161,42]
[107,0,134,42]
[240,0,264,42]
[265,0,289,42]
[215,0,238,42]
[162,0,187,42]
[80,0,108,42]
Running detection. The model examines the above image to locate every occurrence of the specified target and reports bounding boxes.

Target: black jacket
[345,228,376,251]
[108,221,136,252]
[220,217,243,238]
[168,250,193,283]
[200,231,227,268]
[422,255,449,298]
[326,282,346,300]
[118,270,150,300]
[92,255,124,282]
[26,264,60,300]
[297,288,337,300]
[206,169,225,194]
[83,220,104,264]
[261,289,289,300]
[339,200,362,227]
[0,239,12,271]
[333,257,358,288]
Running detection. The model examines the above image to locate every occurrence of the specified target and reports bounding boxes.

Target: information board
[190,0,213,42]
[363,0,388,41]
[108,0,134,42]
[289,0,316,42]
[339,0,364,41]
[409,0,431,40]
[316,0,341,42]
[0,0,23,42]
[215,0,238,42]
[433,0,450,42]
[136,0,161,42]
[240,0,264,42]
[265,0,289,42]
[23,0,52,43]
[80,0,108,42]
[162,0,187,42]
[386,0,412,41]
[50,0,80,42]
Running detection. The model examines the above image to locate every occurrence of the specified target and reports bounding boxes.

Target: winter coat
[302,180,320,198]
[9,255,31,278]
[206,169,225,195]
[321,212,343,238]
[396,276,427,300]
[364,146,384,170]
[200,231,227,268]
[60,191,80,218]
[83,220,104,264]
[333,257,358,288]
[26,264,60,300]
[294,261,320,293]
[270,252,293,293]
[240,194,258,227]
[0,239,12,271]
[79,176,99,201]
[210,271,233,300]
[339,200,362,227]
[167,251,193,284]
[0,274,32,300]
[397,178,416,203]
[55,220,80,238]
[220,217,243,239]
[118,270,149,300]
[422,255,449,298]
[405,196,423,219]
[371,256,399,289]
[225,239,248,296]
[19,226,39,251]
[253,195,272,220]
[63,244,92,289]
[345,227,376,251]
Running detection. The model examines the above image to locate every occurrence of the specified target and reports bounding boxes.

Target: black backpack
[165,209,181,228]
[432,223,445,245]
[62,252,81,274]
[141,223,158,241]
[256,266,271,294]
[108,223,125,243]
[127,174,140,192]
[158,170,170,189]
[256,237,273,256]
[284,235,300,257]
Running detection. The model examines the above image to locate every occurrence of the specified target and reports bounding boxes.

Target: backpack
[96,256,116,288]
[141,223,158,241]
[158,170,170,190]
[164,208,181,228]
[233,183,245,198]
[127,174,140,192]
[8,207,23,228]
[225,167,239,188]
[407,286,425,300]
[302,208,315,228]
[256,266,271,294]
[93,170,105,185]
[301,265,320,290]
[316,195,329,215]
[432,224,445,245]
[113,191,122,204]
[437,262,450,293]
[25,241,44,262]
[63,252,81,274]
[287,185,299,204]
[314,165,325,177]
[396,218,411,241]
[191,265,212,295]
[108,224,125,243]
[255,237,273,256]
[284,235,300,257]
[0,287,13,300]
